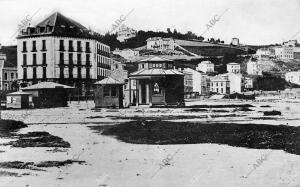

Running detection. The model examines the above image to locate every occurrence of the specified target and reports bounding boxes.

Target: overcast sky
[1,0,300,45]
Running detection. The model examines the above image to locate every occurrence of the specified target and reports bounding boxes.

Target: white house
[227,62,240,74]
[274,40,300,60]
[210,73,244,94]
[285,71,300,85]
[183,68,210,95]
[210,74,230,94]
[255,48,275,58]
[116,25,137,42]
[112,48,139,60]
[17,12,112,92]
[196,61,214,73]
[247,60,263,75]
[0,47,18,91]
[244,77,253,90]
[146,37,175,51]
[227,73,244,93]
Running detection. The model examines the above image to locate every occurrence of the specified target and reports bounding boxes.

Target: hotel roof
[17,12,96,40]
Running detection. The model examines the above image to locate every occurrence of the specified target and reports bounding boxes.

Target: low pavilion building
[94,77,125,108]
[129,56,184,107]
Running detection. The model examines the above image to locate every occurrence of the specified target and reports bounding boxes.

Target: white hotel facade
[17,12,112,92]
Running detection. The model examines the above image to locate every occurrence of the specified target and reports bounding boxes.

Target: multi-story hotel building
[17,12,112,93]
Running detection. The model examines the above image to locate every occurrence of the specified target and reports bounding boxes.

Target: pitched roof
[21,82,75,90]
[18,12,94,39]
[0,46,17,68]
[94,77,125,85]
[6,91,32,96]
[130,69,183,77]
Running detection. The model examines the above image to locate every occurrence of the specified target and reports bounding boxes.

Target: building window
[103,86,110,96]
[33,67,37,79]
[4,83,8,91]
[33,54,37,65]
[77,54,81,65]
[86,54,90,66]
[32,41,37,52]
[69,53,73,65]
[69,40,74,51]
[4,73,7,80]
[23,68,27,79]
[23,54,27,65]
[77,41,82,52]
[42,40,46,51]
[60,67,64,79]
[60,53,64,65]
[59,40,64,51]
[86,68,90,79]
[11,73,14,80]
[69,67,73,79]
[86,42,91,53]
[78,67,81,79]
[43,67,47,79]
[111,86,117,97]
[22,41,27,52]
[42,53,46,65]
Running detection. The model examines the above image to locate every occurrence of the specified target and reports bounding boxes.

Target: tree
[167,28,171,34]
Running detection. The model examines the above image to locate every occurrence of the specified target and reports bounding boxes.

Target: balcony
[31,48,37,52]
[77,47,83,52]
[59,46,65,51]
[86,47,91,53]
[68,47,74,52]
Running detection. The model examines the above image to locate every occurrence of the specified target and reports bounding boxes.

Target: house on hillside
[285,71,300,85]
[196,61,214,73]
[129,56,184,106]
[112,48,139,60]
[116,25,137,42]
[0,45,18,91]
[146,37,175,51]
[274,40,300,61]
[227,62,240,74]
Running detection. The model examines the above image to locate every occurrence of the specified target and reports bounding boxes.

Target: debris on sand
[0,170,20,177]
[101,120,300,155]
[0,120,27,137]
[6,132,71,148]
[263,110,281,116]
[0,160,85,171]
[260,105,271,108]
